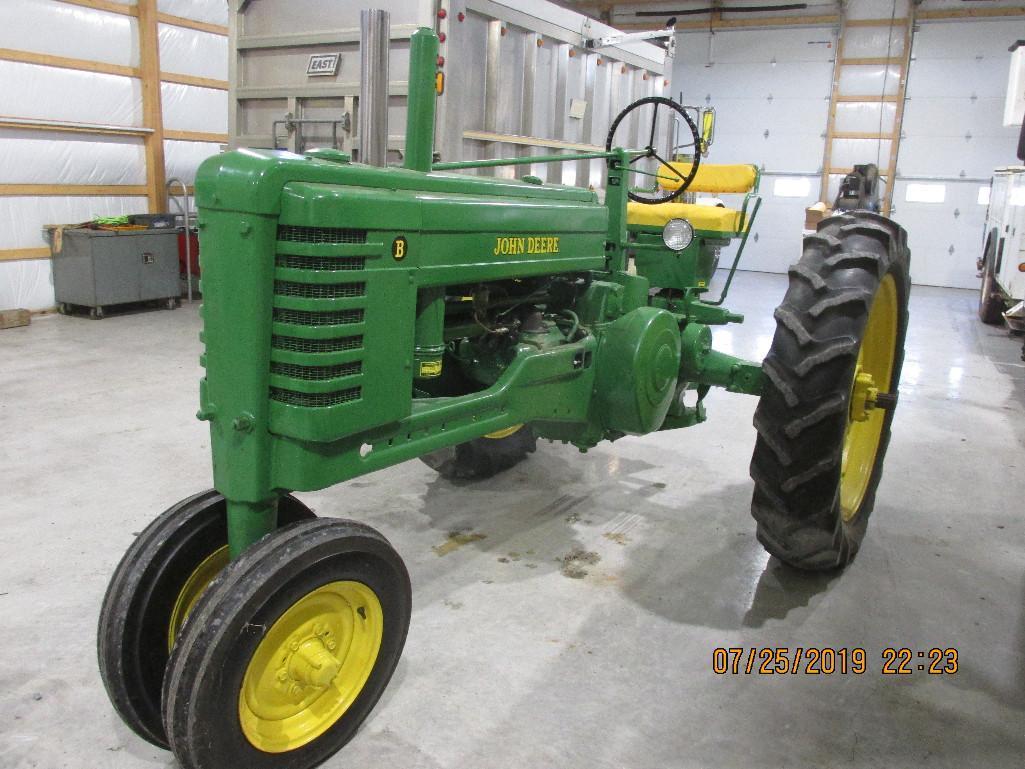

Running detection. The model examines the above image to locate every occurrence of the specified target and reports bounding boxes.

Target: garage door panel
[679,61,832,99]
[711,128,824,170]
[906,58,1008,99]
[676,28,836,66]
[899,134,1019,179]
[685,97,828,139]
[892,180,988,289]
[901,97,1009,139]
[911,20,1014,59]
[736,232,802,274]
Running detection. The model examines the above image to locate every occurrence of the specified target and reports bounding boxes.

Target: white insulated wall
[0,0,228,311]
[675,18,1022,289]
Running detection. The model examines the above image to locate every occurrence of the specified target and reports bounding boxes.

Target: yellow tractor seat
[627,201,747,235]
[656,163,758,194]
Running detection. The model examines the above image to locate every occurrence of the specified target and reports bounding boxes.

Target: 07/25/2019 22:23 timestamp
[711,647,959,676]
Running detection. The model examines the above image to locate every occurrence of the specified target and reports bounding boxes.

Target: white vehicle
[978,166,1025,327]
[978,40,1025,332]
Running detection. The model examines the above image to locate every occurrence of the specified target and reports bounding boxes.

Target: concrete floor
[1,271,1024,769]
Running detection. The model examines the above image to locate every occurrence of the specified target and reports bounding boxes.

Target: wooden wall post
[137,0,166,213]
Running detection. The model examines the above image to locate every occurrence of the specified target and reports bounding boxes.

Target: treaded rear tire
[749,211,911,571]
[419,426,536,480]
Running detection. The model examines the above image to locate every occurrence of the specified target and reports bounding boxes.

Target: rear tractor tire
[419,424,537,480]
[750,211,911,571]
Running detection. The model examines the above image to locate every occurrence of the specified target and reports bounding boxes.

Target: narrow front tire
[162,518,411,769]
[97,490,315,748]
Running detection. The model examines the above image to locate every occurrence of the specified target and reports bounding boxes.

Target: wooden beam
[832,131,895,140]
[840,57,903,66]
[616,5,1023,32]
[165,129,229,143]
[828,167,889,177]
[0,48,139,79]
[620,14,839,31]
[157,12,228,36]
[845,18,908,27]
[882,16,914,217]
[0,54,228,94]
[160,71,230,91]
[0,184,148,196]
[0,247,52,262]
[54,0,137,17]
[0,116,150,137]
[138,0,166,214]
[918,6,1025,21]
[836,94,899,103]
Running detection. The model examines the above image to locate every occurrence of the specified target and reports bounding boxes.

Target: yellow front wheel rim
[840,273,898,521]
[167,545,229,652]
[238,580,384,754]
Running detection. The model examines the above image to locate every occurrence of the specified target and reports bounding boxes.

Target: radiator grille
[270,361,362,381]
[272,334,363,354]
[270,386,362,407]
[273,308,364,326]
[278,225,367,244]
[271,224,372,411]
[275,254,366,271]
[274,280,365,299]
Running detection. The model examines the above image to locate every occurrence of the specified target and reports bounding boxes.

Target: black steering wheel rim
[605,95,701,205]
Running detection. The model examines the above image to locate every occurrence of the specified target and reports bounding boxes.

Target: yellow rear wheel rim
[238,581,384,754]
[840,273,898,521]
[167,545,229,652]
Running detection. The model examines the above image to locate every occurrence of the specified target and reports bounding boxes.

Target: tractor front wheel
[749,211,911,570]
[419,424,536,480]
[162,518,411,769]
[97,490,316,748]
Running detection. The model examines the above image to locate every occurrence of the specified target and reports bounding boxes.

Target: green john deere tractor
[98,28,911,769]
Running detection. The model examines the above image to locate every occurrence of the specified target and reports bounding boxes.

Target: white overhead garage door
[674,19,1021,288]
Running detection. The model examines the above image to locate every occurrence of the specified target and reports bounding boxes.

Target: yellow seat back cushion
[656,163,757,193]
[626,201,743,234]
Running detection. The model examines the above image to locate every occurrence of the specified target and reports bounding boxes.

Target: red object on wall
[178,229,200,277]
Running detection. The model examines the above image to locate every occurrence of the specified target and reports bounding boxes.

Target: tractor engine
[194,142,692,505]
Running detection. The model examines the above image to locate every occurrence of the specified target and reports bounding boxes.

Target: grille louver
[270,361,362,381]
[276,254,366,271]
[274,281,365,299]
[277,225,367,244]
[270,387,362,407]
[272,334,363,354]
[272,308,364,326]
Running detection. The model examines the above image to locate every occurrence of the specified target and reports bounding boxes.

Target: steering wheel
[605,96,701,204]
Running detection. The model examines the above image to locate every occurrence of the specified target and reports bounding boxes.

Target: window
[905,183,946,204]
[773,177,811,197]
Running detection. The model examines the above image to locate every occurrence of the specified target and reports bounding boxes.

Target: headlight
[662,218,694,251]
